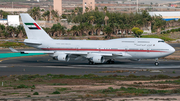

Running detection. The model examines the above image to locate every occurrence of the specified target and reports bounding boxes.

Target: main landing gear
[107,59,115,64]
[88,59,115,65]
[154,58,159,66]
[88,61,95,65]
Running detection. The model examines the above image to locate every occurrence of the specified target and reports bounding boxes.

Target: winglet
[9,47,19,52]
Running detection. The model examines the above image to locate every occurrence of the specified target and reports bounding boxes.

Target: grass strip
[0,53,44,58]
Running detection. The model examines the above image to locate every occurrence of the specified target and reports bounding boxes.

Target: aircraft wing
[62,52,131,58]
[9,47,54,54]
[9,47,132,60]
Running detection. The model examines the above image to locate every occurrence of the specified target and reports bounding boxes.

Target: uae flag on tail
[24,23,41,30]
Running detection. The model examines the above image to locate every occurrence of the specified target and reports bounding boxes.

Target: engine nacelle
[92,56,105,63]
[55,54,70,62]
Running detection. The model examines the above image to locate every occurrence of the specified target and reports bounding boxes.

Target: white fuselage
[25,38,175,60]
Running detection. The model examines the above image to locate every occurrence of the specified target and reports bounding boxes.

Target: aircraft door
[76,45,79,51]
[147,44,152,53]
[99,45,101,52]
[125,46,128,52]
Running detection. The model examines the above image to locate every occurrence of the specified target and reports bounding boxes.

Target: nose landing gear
[154,58,159,66]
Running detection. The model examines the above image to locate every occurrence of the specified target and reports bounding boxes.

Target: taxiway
[0,43,179,76]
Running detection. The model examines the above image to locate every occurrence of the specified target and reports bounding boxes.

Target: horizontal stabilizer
[8,41,42,45]
[24,42,42,45]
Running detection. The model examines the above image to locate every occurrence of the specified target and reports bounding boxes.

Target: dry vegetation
[0,74,180,100]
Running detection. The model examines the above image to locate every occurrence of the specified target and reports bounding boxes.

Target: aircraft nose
[170,47,175,54]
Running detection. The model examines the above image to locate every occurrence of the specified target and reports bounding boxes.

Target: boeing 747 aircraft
[10,13,175,66]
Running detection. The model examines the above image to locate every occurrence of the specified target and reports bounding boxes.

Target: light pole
[12,2,13,14]
[137,0,138,12]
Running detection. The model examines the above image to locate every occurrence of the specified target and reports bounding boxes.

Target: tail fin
[20,13,52,40]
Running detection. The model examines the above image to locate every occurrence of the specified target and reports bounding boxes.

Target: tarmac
[0,55,180,76]
[0,43,179,76]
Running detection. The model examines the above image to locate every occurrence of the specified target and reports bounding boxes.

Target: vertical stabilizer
[20,13,52,40]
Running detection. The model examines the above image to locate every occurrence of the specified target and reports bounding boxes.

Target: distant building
[171,4,178,8]
[7,15,20,27]
[0,8,28,12]
[0,19,7,26]
[54,0,62,16]
[83,0,95,13]
[149,11,180,21]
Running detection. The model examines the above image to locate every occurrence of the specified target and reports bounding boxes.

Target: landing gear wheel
[110,61,115,64]
[89,61,95,65]
[107,59,115,64]
[154,62,159,66]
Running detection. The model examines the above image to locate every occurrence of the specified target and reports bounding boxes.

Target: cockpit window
[158,40,164,43]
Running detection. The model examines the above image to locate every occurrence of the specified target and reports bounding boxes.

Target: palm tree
[141,10,152,31]
[0,10,3,19]
[94,24,102,36]
[71,25,79,36]
[89,25,94,36]
[42,10,50,21]
[74,8,79,15]
[3,31,8,38]
[43,27,51,36]
[95,7,99,11]
[83,22,92,36]
[28,7,41,20]
[7,26,17,39]
[0,24,5,38]
[66,29,71,36]
[119,24,125,37]
[85,7,89,13]
[78,24,84,36]
[1,11,9,19]
[103,6,107,13]
[16,25,25,39]
[124,24,131,35]
[52,23,66,37]
[103,25,113,39]
[88,16,95,24]
[51,24,59,37]
[51,10,60,22]
[152,15,166,34]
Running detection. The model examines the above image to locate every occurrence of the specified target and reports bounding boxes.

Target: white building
[149,11,180,21]
[0,19,7,26]
[7,15,20,27]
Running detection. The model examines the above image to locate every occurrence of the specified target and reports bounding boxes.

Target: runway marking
[0,66,7,68]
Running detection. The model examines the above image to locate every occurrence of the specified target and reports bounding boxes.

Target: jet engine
[92,56,105,63]
[54,54,70,62]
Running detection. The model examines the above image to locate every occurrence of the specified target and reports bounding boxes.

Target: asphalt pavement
[0,43,179,76]
[0,55,180,76]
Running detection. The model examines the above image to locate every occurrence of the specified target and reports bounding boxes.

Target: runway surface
[0,55,180,76]
[0,43,179,76]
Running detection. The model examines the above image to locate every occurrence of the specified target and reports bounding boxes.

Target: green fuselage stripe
[25,23,34,25]
[0,53,44,58]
